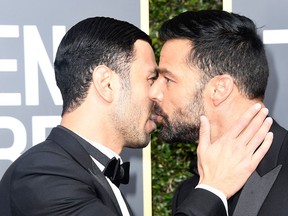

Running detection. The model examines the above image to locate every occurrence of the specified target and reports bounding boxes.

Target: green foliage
[149,1,222,215]
[151,129,196,215]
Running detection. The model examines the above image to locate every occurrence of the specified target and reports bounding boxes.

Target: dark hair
[159,10,269,100]
[54,17,152,115]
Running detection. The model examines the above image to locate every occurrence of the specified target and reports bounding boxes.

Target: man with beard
[149,10,288,216]
[0,15,272,216]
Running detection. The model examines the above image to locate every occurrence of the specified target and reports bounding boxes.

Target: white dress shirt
[79,135,226,216]
[80,137,130,216]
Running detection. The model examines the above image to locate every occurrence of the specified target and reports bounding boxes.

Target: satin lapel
[47,127,123,215]
[89,163,123,216]
[233,165,282,216]
[121,191,134,216]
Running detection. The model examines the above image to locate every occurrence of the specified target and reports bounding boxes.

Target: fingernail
[200,115,206,122]
[265,116,273,124]
[254,103,261,110]
[261,107,269,115]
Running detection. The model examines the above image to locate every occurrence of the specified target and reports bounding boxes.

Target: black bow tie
[64,127,131,187]
[103,157,130,187]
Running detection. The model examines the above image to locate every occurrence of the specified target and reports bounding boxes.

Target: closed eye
[164,76,172,83]
[158,69,176,85]
[148,74,158,85]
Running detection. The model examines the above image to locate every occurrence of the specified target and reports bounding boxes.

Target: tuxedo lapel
[233,165,282,216]
[47,127,124,215]
[89,162,124,216]
[121,191,134,215]
[228,120,287,215]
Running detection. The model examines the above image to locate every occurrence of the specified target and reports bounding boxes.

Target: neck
[60,105,124,155]
[207,98,264,143]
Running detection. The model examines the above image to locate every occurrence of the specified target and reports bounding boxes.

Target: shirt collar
[77,134,122,162]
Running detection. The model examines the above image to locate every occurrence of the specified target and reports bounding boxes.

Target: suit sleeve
[172,177,227,216]
[173,188,227,216]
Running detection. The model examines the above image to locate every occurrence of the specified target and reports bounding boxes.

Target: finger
[226,103,262,138]
[197,115,211,154]
[237,107,269,145]
[251,131,273,169]
[246,117,273,154]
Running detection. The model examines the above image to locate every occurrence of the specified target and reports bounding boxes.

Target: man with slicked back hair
[150,10,287,216]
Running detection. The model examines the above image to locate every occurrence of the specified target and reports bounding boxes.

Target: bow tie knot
[103,157,130,187]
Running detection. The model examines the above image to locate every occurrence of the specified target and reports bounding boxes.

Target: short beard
[153,84,205,144]
[112,83,151,149]
[160,113,200,144]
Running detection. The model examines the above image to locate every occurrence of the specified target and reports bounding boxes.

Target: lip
[150,113,163,123]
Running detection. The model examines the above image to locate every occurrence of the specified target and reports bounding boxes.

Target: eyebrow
[148,67,159,76]
[153,67,159,74]
[157,68,177,79]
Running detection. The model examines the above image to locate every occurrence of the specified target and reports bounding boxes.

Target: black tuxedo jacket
[172,120,288,216]
[0,126,226,216]
[0,126,132,216]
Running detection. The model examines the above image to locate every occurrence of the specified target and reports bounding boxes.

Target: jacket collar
[46,126,125,216]
[257,119,288,176]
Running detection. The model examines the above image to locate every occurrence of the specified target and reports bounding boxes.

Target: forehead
[159,39,192,73]
[129,40,157,76]
[133,39,155,61]
[160,39,191,65]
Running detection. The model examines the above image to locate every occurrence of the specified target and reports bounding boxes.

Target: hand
[197,103,273,199]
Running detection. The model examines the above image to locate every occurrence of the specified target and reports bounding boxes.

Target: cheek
[166,90,193,112]
[138,85,152,104]
[132,90,151,110]
[164,91,182,107]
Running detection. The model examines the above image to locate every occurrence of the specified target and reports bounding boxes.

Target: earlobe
[211,75,234,106]
[92,65,113,103]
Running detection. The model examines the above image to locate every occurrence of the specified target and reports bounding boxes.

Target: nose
[149,80,163,102]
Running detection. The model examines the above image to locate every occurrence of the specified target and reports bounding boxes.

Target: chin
[125,136,151,149]
[160,131,197,144]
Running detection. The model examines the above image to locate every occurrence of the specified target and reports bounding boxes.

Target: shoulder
[174,176,199,201]
[172,176,199,213]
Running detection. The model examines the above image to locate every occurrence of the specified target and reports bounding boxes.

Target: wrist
[196,184,228,215]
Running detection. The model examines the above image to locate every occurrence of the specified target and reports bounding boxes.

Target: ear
[209,74,234,106]
[92,65,114,103]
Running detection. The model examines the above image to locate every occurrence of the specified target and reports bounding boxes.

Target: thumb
[198,115,211,153]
